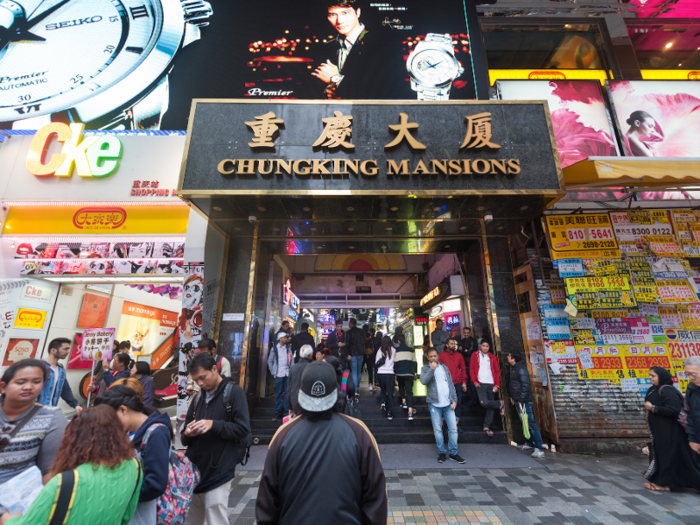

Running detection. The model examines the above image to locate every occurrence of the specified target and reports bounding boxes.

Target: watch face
[409,49,458,86]
[0,0,180,125]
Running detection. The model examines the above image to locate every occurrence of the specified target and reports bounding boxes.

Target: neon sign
[283,278,299,311]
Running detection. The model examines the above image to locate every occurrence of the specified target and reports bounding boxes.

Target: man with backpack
[182,353,251,525]
[199,337,231,378]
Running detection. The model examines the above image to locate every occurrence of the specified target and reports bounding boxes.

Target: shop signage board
[610,210,673,254]
[13,308,47,330]
[80,328,115,361]
[178,100,564,196]
[545,214,620,261]
[656,279,697,304]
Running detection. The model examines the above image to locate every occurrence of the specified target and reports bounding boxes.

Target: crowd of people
[0,338,251,525]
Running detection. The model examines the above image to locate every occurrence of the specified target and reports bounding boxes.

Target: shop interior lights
[2,201,188,207]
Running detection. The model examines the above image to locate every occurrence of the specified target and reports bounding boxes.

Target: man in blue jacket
[39,337,82,413]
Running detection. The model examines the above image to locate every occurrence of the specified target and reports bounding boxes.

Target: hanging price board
[546,214,620,260]
[656,279,697,304]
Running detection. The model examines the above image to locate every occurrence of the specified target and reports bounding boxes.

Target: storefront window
[627,23,700,75]
[481,23,608,71]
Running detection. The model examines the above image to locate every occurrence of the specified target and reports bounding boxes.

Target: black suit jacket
[322,29,411,100]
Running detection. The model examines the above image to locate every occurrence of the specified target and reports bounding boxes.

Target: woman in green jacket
[1,405,142,525]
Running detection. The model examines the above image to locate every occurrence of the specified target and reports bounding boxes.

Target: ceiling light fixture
[390,207,399,212]
[460,226,467,231]
[347,207,355,212]
[303,207,311,212]
[520,206,529,211]
[257,207,266,212]
[665,42,672,48]
[213,206,222,211]
[348,227,355,231]
[477,206,485,211]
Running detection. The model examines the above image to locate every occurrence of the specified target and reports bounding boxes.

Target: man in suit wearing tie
[311,0,407,99]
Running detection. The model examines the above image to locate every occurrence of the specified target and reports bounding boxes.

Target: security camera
[484,214,493,223]
[248,216,257,224]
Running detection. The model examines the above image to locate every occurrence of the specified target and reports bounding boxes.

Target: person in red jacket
[439,338,467,427]
[469,340,505,438]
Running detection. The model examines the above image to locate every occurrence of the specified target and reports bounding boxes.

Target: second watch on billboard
[406,33,464,101]
[0,0,212,130]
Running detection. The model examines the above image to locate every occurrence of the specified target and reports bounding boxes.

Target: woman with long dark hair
[0,405,141,524]
[375,336,396,420]
[0,359,67,486]
[96,386,172,525]
[643,367,700,492]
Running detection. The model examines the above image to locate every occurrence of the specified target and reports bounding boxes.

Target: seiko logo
[73,207,128,230]
[46,16,103,30]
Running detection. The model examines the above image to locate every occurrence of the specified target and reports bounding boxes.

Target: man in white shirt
[469,341,504,438]
[420,348,465,464]
[268,324,293,420]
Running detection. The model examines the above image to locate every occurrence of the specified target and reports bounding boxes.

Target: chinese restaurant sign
[179,101,563,195]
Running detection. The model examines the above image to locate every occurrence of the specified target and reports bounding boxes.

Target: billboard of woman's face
[608,80,700,158]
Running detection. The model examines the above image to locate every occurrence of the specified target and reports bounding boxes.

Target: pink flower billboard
[607,81,700,158]
[497,80,618,169]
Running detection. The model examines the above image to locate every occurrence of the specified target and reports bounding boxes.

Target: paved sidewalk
[226,448,700,525]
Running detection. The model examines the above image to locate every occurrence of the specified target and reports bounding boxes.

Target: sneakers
[531,449,545,459]
[381,402,386,411]
[387,412,393,420]
[450,454,466,464]
[401,403,408,410]
[518,443,534,451]
[408,412,414,421]
[438,453,446,463]
[368,385,373,391]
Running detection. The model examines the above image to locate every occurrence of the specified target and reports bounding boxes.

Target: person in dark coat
[325,320,346,361]
[508,353,544,458]
[684,356,700,456]
[288,345,314,416]
[291,323,316,364]
[643,366,700,492]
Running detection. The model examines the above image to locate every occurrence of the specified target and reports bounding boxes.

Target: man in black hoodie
[508,352,544,459]
[182,354,251,525]
[291,322,316,364]
[345,318,365,393]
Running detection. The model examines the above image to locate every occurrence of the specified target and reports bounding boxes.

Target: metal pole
[530,220,547,285]
[86,360,96,407]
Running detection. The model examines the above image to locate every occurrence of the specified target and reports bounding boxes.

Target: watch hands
[0,0,71,51]
[27,0,72,28]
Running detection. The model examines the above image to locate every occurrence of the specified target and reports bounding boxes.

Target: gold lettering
[258,160,274,176]
[245,112,284,148]
[387,159,410,175]
[293,160,311,176]
[507,159,521,174]
[275,159,293,176]
[460,113,501,150]
[461,160,472,174]
[312,159,331,175]
[217,159,236,175]
[472,159,490,174]
[385,113,426,150]
[412,159,433,175]
[489,159,507,175]
[448,160,462,176]
[237,159,257,175]
[430,160,448,175]
[332,159,346,175]
[345,159,360,175]
[360,160,378,176]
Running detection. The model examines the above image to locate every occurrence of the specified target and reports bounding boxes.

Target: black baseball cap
[298,361,338,412]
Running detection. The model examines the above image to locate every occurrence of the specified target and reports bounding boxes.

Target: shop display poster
[1,338,39,366]
[117,301,178,356]
[80,328,115,361]
[76,293,110,329]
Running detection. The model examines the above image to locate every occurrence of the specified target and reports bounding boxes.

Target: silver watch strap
[425,33,453,46]
[417,89,450,101]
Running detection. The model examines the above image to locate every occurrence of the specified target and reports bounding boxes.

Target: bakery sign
[179,100,563,195]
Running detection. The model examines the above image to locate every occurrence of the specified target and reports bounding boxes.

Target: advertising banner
[13,308,47,330]
[1,338,39,366]
[80,328,115,361]
[575,345,625,380]
[77,294,110,329]
[67,333,93,370]
[609,210,673,254]
[607,81,700,158]
[497,80,617,169]
[116,302,178,356]
[656,279,697,304]
[545,214,619,260]
[0,0,486,132]
[565,276,631,295]
[178,262,205,421]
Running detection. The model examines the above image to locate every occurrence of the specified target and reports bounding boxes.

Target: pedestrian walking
[291,323,315,364]
[288,344,314,416]
[507,353,544,459]
[182,354,251,525]
[420,348,465,464]
[431,319,450,354]
[96,385,172,523]
[394,333,417,420]
[268,324,293,420]
[256,361,387,525]
[470,341,504,438]
[364,327,376,391]
[376,336,396,420]
[346,318,365,392]
[323,355,355,411]
[686,356,700,456]
[39,337,82,414]
[325,320,346,361]
[0,405,142,525]
[0,360,67,486]
[373,330,383,389]
[131,361,156,406]
[198,338,231,378]
[643,366,700,491]
[438,338,467,427]
[460,327,479,406]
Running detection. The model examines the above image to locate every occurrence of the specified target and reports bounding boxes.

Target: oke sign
[26,123,122,177]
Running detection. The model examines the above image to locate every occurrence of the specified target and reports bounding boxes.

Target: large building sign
[179,100,563,195]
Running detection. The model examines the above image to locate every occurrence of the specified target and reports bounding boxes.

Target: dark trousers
[397,376,414,408]
[274,376,288,415]
[453,383,463,421]
[476,383,501,429]
[378,373,394,414]
[363,354,375,384]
